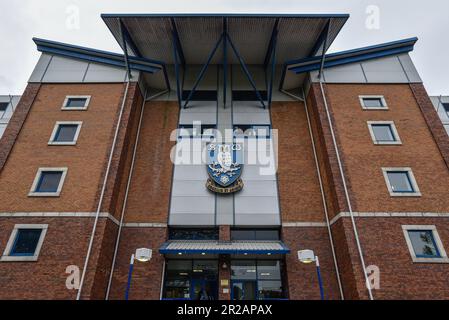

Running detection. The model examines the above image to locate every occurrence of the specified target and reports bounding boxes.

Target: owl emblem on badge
[206,144,244,193]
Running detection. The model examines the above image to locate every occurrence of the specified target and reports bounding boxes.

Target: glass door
[231,281,257,300]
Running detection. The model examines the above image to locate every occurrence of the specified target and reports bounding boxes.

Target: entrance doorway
[231,281,257,300]
[191,279,218,300]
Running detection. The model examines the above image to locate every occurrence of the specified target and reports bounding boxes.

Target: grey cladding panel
[84,63,127,82]
[42,56,89,82]
[323,63,367,83]
[362,56,409,83]
[28,54,52,83]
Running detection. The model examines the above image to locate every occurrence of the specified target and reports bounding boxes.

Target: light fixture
[267,253,271,256]
[135,248,152,262]
[178,252,183,255]
[201,252,206,255]
[298,249,315,264]
[222,262,227,269]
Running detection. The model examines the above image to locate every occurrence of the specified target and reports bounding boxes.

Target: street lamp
[125,248,152,300]
[298,249,324,300]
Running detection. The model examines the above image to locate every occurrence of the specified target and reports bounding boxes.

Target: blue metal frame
[263,19,280,68]
[226,34,266,109]
[183,34,224,109]
[102,13,350,19]
[159,241,290,255]
[318,20,330,79]
[223,17,228,108]
[172,30,183,109]
[120,19,132,80]
[171,18,186,67]
[407,230,442,258]
[267,23,279,108]
[308,19,331,57]
[119,19,143,58]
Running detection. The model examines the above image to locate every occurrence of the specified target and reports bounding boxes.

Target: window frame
[402,225,449,263]
[367,121,401,145]
[359,95,388,110]
[0,224,48,262]
[48,121,82,145]
[28,167,68,197]
[62,95,91,111]
[382,167,421,197]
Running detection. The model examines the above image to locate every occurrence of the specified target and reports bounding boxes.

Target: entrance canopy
[160,240,290,255]
[102,13,349,64]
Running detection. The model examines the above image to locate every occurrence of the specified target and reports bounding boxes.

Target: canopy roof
[159,240,290,255]
[102,13,349,65]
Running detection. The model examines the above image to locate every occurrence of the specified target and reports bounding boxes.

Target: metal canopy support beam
[183,34,224,109]
[119,19,132,80]
[264,18,280,68]
[120,20,143,58]
[309,19,331,57]
[227,34,266,109]
[170,18,186,67]
[172,30,182,109]
[267,25,279,109]
[318,20,331,80]
[223,18,228,108]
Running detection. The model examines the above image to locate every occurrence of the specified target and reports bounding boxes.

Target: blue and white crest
[207,144,243,187]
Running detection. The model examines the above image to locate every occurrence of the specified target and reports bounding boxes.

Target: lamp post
[298,249,324,300]
[125,248,152,300]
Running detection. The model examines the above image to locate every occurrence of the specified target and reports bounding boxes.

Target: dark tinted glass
[232,91,267,101]
[258,281,283,299]
[231,229,279,240]
[443,103,449,114]
[0,102,8,111]
[182,90,217,101]
[36,171,63,193]
[169,228,219,240]
[231,260,257,280]
[408,230,441,258]
[54,124,78,142]
[387,171,414,193]
[10,229,42,256]
[371,124,395,141]
[66,98,87,108]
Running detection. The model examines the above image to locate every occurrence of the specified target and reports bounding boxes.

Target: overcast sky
[1,0,448,95]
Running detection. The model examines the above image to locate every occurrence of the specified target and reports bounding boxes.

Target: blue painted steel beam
[227,34,266,109]
[183,34,224,109]
[120,19,132,79]
[308,19,331,57]
[263,18,280,67]
[172,30,182,109]
[35,45,161,73]
[171,18,186,66]
[223,17,228,108]
[318,20,330,79]
[268,27,278,108]
[120,20,143,57]
[288,45,415,74]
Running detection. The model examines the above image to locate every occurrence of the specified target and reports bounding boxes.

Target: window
[359,95,388,110]
[62,96,90,110]
[402,225,449,263]
[0,224,48,261]
[233,125,271,138]
[29,167,68,197]
[442,103,449,116]
[178,124,216,139]
[48,121,82,145]
[0,102,8,112]
[367,121,401,145]
[382,168,421,197]
[168,228,219,240]
[231,229,279,241]
[182,90,217,101]
[232,91,268,101]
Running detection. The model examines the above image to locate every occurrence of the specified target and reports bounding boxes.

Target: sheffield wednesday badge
[206,143,244,193]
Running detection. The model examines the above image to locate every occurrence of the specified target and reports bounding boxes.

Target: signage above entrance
[206,143,243,194]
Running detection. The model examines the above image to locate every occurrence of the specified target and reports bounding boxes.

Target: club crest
[206,143,243,193]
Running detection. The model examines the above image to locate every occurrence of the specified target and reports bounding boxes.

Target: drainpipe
[280,87,344,300]
[317,76,374,300]
[76,80,130,300]
[105,88,169,300]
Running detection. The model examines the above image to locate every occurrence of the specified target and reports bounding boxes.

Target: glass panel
[363,98,384,108]
[243,281,257,300]
[255,230,279,240]
[66,98,87,108]
[169,228,218,240]
[191,280,203,300]
[232,90,268,101]
[387,171,414,193]
[257,260,281,280]
[0,102,8,111]
[408,230,441,258]
[36,171,63,193]
[54,124,78,142]
[10,229,42,256]
[231,260,257,280]
[231,230,256,240]
[232,282,244,300]
[192,260,218,278]
[371,124,395,142]
[182,90,217,101]
[0,124,7,138]
[443,103,449,115]
[258,281,283,299]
